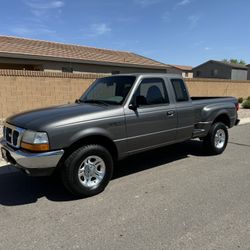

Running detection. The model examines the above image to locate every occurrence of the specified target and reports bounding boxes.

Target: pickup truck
[0,74,240,197]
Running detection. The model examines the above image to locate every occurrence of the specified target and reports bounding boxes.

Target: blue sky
[0,0,249,66]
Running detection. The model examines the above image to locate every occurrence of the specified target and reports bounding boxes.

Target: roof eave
[0,51,167,70]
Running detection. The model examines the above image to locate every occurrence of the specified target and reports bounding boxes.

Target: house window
[62,67,73,73]
[184,72,189,78]
[211,69,218,77]
[196,71,201,77]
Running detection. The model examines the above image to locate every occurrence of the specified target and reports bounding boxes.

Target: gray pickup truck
[0,74,240,197]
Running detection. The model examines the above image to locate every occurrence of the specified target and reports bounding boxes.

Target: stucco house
[246,64,250,80]
[193,60,248,80]
[0,36,172,74]
[166,64,193,78]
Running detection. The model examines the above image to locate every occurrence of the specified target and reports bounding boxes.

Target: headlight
[21,131,50,152]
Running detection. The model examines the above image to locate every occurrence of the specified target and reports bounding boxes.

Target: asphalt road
[0,124,249,250]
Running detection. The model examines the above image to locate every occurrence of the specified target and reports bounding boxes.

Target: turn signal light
[21,142,50,152]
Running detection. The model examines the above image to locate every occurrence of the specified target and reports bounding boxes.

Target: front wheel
[203,122,228,155]
[61,144,113,197]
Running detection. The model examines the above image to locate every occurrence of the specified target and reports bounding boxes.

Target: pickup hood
[6,103,120,131]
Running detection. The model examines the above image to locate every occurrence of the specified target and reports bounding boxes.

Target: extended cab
[0,74,240,196]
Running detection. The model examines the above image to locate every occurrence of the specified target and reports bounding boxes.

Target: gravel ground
[238,106,250,119]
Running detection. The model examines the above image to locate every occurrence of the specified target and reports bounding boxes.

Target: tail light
[235,103,240,111]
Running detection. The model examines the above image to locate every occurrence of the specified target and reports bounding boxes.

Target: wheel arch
[213,113,231,127]
[62,133,119,163]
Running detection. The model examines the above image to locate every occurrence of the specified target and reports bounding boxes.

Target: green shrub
[247,96,250,101]
[242,100,250,109]
[238,97,244,103]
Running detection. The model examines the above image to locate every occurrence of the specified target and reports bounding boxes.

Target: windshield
[80,76,136,105]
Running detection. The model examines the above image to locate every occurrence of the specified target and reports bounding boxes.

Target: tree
[222,59,246,65]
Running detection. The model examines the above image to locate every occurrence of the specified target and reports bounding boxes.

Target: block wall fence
[0,70,250,120]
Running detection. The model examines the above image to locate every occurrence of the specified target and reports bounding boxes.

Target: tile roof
[169,64,193,71]
[0,36,167,69]
[194,60,247,70]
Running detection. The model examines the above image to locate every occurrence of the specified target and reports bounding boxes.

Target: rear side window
[171,79,189,102]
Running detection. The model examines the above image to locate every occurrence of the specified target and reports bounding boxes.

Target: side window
[135,78,169,106]
[171,79,189,102]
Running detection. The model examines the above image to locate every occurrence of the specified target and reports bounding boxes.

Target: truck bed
[191,96,238,130]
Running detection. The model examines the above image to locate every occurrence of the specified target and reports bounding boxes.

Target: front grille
[3,123,25,148]
[6,127,12,143]
[13,130,19,145]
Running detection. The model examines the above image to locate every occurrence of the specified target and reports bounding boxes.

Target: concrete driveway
[0,124,249,250]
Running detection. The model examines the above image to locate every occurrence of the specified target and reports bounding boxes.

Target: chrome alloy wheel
[78,155,106,188]
[214,129,226,149]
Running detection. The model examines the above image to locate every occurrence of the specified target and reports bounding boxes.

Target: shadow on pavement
[0,140,208,206]
[113,139,208,179]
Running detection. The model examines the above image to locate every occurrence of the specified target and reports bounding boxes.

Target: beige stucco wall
[0,70,105,119]
[185,78,250,97]
[0,70,249,119]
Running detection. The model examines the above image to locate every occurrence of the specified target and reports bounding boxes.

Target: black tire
[61,144,113,197]
[203,122,228,155]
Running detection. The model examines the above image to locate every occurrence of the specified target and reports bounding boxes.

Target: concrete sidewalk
[240,117,250,125]
[238,106,250,120]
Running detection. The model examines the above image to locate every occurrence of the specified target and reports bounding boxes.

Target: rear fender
[201,102,235,124]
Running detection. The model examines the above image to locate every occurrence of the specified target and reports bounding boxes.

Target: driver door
[124,77,177,154]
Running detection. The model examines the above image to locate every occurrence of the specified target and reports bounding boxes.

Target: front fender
[68,127,114,146]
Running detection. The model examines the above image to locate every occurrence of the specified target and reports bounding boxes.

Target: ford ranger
[0,74,240,197]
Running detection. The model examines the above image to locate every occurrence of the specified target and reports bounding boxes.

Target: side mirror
[128,102,137,111]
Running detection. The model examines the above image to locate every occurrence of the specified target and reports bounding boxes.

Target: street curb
[239,117,250,125]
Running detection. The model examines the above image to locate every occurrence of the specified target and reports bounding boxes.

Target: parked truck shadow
[0,140,209,206]
[113,139,209,179]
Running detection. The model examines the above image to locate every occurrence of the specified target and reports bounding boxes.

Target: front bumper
[0,139,64,171]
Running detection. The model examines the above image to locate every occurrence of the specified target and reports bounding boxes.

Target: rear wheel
[203,122,228,155]
[61,144,113,197]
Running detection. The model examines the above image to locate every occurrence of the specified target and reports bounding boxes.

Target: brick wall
[0,70,250,120]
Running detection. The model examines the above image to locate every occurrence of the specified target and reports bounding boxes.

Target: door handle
[166,110,175,117]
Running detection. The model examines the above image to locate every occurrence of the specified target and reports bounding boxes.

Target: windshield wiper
[82,99,109,106]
